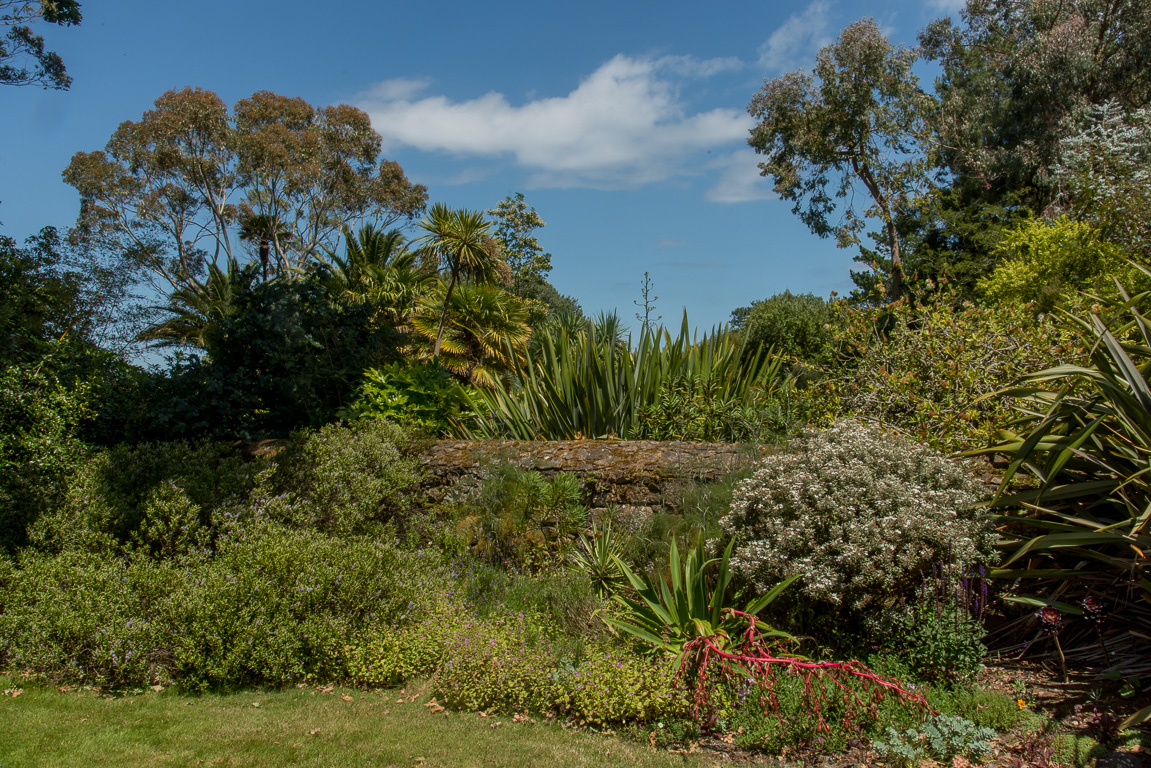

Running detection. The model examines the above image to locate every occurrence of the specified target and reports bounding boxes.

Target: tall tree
[62,87,428,296]
[415,203,505,359]
[1,0,81,89]
[748,19,936,299]
[487,192,553,296]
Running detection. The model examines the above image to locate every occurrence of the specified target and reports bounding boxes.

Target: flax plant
[458,312,784,440]
[975,276,1151,613]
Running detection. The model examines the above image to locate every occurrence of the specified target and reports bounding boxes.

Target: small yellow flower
[1017,699,1027,709]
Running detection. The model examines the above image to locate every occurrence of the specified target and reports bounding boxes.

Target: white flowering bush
[721,421,990,611]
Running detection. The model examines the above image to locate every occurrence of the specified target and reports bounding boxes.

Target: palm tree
[415,203,505,359]
[318,223,435,333]
[412,281,531,387]
[137,257,259,349]
[238,212,294,281]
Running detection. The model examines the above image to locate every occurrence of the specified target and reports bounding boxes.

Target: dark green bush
[876,600,985,687]
[29,439,254,557]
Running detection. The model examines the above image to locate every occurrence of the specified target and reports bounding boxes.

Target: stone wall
[417,439,772,508]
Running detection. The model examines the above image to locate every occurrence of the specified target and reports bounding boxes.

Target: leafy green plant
[460,312,785,441]
[604,534,797,666]
[807,287,1083,452]
[873,714,996,767]
[976,279,1151,613]
[879,599,985,687]
[454,465,587,571]
[341,361,475,435]
[562,643,690,726]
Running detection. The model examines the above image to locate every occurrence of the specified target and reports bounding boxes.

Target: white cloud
[757,0,834,74]
[925,0,965,13]
[358,55,752,189]
[705,150,777,204]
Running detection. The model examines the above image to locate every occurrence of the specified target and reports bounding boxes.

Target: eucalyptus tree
[415,203,506,359]
[62,87,427,297]
[1,0,81,89]
[487,192,553,297]
[748,19,936,299]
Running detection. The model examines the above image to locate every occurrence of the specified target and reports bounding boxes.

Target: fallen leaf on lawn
[426,703,445,714]
[341,694,353,702]
[308,730,320,736]
[150,685,164,693]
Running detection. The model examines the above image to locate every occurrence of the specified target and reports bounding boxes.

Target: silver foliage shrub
[720,420,990,611]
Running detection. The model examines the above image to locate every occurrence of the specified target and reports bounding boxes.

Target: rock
[1096,753,1142,768]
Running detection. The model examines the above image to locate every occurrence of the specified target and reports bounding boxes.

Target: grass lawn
[0,676,703,768]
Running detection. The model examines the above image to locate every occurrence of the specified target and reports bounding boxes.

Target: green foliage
[342,361,475,435]
[453,465,587,571]
[463,312,785,441]
[145,274,399,439]
[948,687,1024,732]
[873,714,996,767]
[170,524,424,692]
[978,217,1142,311]
[640,375,800,443]
[431,612,560,713]
[808,289,1083,452]
[733,290,833,364]
[722,421,990,615]
[0,0,81,89]
[0,549,177,687]
[568,520,625,596]
[877,600,984,687]
[487,192,553,298]
[29,439,253,557]
[976,281,1151,609]
[563,643,689,726]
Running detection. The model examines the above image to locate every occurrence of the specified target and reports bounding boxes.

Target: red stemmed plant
[604,534,932,733]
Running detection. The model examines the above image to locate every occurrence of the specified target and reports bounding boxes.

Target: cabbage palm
[319,224,433,331]
[412,281,531,387]
[415,203,505,359]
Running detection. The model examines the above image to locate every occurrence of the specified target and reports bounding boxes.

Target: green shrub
[949,687,1023,732]
[453,464,586,571]
[431,612,560,713]
[342,590,469,686]
[722,421,991,614]
[170,523,424,691]
[341,361,476,436]
[0,550,178,687]
[253,419,422,537]
[562,643,688,726]
[29,439,254,557]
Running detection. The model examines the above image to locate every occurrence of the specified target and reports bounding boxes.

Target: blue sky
[1,0,962,333]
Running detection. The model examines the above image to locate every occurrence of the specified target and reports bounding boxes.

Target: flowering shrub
[562,643,689,726]
[721,421,991,612]
[431,612,560,713]
[343,590,469,686]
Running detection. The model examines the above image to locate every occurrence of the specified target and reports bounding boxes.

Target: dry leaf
[308,730,320,736]
[341,694,353,702]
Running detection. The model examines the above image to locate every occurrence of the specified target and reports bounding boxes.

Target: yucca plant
[974,277,1151,619]
[458,311,785,440]
[568,519,625,596]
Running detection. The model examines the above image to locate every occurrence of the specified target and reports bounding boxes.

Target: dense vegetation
[3,0,1151,763]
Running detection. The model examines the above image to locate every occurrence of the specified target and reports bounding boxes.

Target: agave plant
[975,278,1151,617]
[459,311,784,440]
[604,534,797,667]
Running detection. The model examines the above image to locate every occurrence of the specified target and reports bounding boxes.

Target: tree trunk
[433,268,460,359]
[887,219,904,300]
